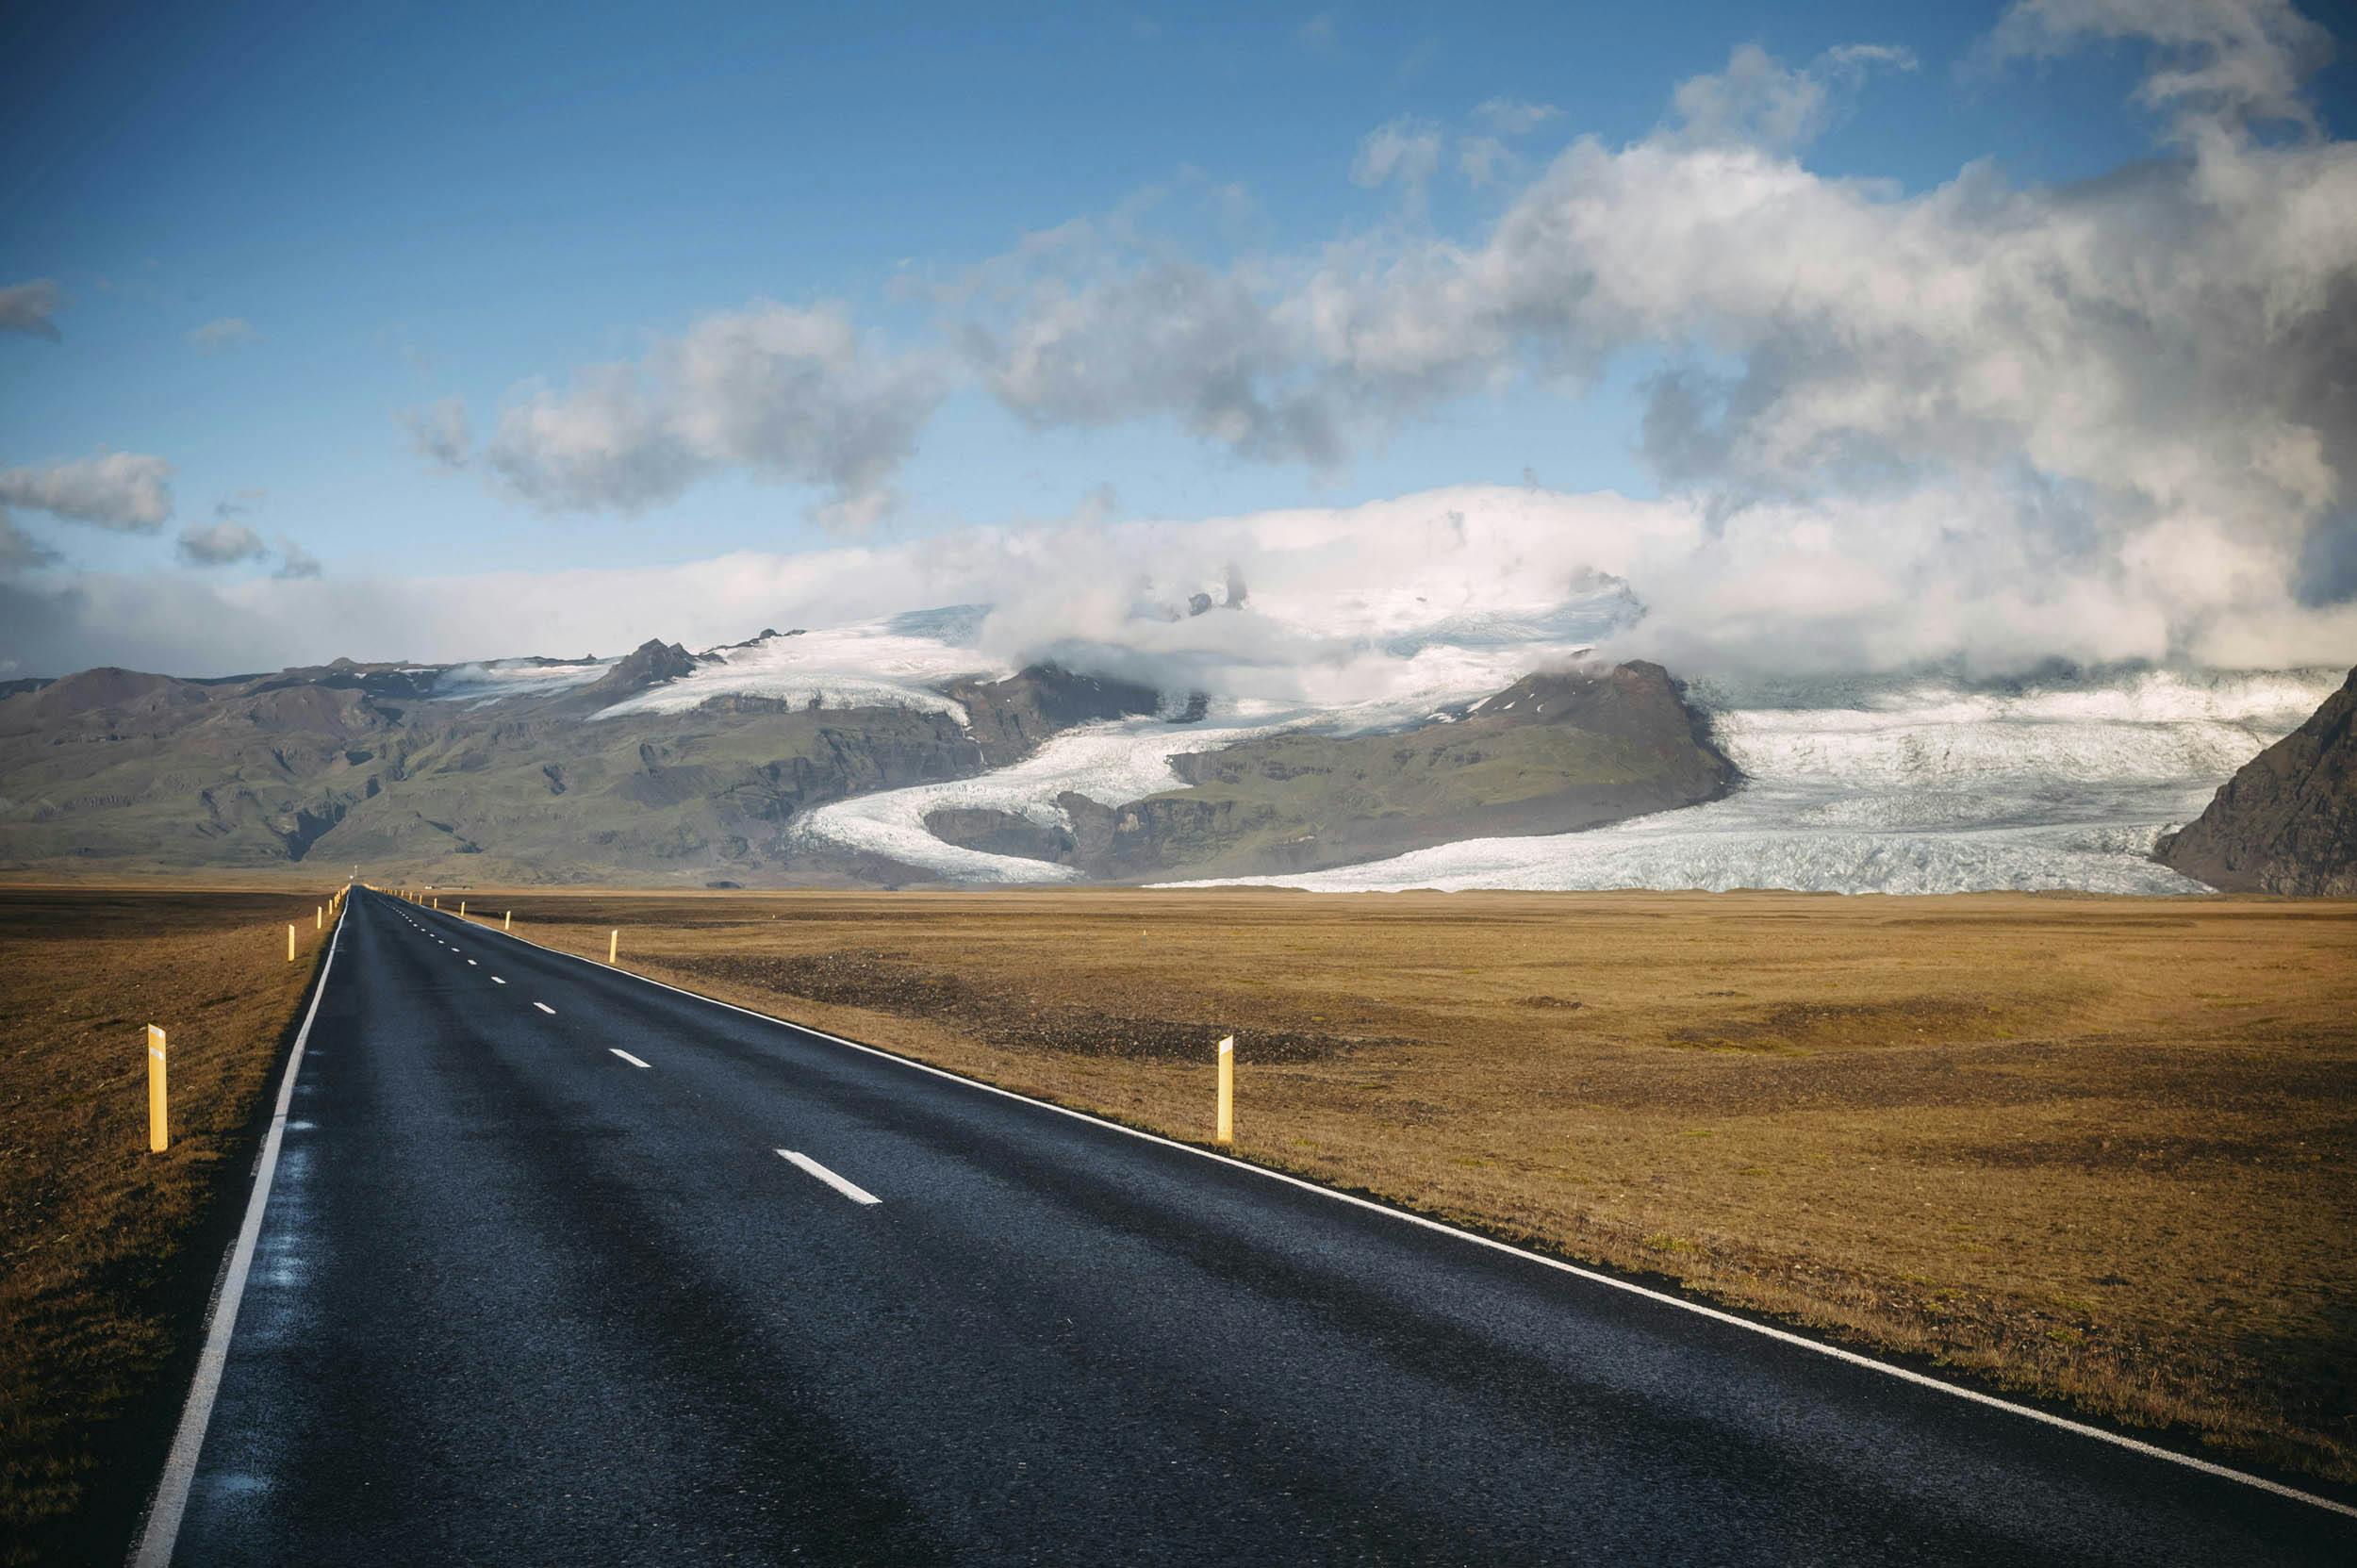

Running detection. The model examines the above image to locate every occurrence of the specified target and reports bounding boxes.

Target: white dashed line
[491,976,505,984]
[609,1048,651,1069]
[534,1002,555,1015]
[776,1149,881,1205]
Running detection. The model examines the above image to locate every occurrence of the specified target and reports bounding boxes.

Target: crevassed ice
[1164,668,2345,896]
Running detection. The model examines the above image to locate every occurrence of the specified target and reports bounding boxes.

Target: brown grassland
[3,882,2353,1560]
[0,888,336,1567]
[433,885,2357,1486]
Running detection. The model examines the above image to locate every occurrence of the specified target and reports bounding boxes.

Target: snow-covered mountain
[1163,668,2345,895]
[0,569,2342,892]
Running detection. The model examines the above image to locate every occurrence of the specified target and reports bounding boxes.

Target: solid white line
[453,902,2354,1519]
[610,1048,651,1069]
[776,1148,881,1205]
[533,1001,555,1015]
[132,900,347,1567]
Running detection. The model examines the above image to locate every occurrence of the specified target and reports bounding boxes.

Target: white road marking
[776,1149,881,1205]
[467,959,477,966]
[534,1001,555,1015]
[491,976,505,984]
[132,903,346,1567]
[457,914,2355,1521]
[609,1048,651,1069]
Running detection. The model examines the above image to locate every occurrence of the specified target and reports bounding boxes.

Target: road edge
[125,898,349,1568]
[421,895,2357,1524]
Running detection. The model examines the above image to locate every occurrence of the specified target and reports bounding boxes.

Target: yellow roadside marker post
[504,911,512,931]
[608,929,618,964]
[147,1026,168,1152]
[288,924,296,962]
[316,906,322,929]
[459,900,466,916]
[1215,1035,1234,1145]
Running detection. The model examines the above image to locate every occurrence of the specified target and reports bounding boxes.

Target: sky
[2,0,2354,679]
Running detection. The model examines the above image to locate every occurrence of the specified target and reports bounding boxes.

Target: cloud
[1665,41,1916,152]
[176,517,271,567]
[9,483,2350,688]
[473,302,944,529]
[1351,117,1447,213]
[1472,98,1561,136]
[1296,12,1338,55]
[0,516,60,570]
[273,536,323,579]
[189,317,260,354]
[0,279,64,342]
[0,453,173,532]
[400,397,473,468]
[963,235,1340,465]
[953,6,2357,673]
[1988,0,2333,137]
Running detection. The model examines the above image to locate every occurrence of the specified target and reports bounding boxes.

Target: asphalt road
[149,887,2352,1565]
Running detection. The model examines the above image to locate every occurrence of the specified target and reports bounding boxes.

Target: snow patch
[596,609,1010,721]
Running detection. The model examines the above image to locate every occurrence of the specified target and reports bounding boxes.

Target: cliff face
[2155,667,2357,896]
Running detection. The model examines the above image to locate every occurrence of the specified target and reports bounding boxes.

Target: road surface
[146,888,2353,1564]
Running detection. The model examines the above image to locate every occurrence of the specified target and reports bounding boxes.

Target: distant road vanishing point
[136,889,2352,1566]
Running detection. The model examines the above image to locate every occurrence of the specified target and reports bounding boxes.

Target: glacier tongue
[1166,668,2347,896]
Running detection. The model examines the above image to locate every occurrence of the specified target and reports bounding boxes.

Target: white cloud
[0,453,173,532]
[1989,0,2333,137]
[1665,41,1915,152]
[958,7,2357,673]
[0,279,64,342]
[176,517,270,567]
[274,536,323,580]
[189,317,260,354]
[1472,98,1561,136]
[400,397,473,467]
[1351,117,1447,211]
[473,302,943,529]
[10,483,2350,685]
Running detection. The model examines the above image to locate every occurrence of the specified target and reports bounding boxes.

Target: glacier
[1170,668,2345,895]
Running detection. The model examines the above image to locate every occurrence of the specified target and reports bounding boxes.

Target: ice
[798,710,1294,882]
[596,609,1010,721]
[1162,668,2344,896]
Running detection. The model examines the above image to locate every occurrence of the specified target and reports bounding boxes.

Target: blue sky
[3,0,2354,675]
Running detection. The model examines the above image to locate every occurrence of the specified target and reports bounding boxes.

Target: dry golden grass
[437,885,2357,1485]
[0,887,338,1567]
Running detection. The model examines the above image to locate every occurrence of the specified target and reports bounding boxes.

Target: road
[144,887,2351,1565]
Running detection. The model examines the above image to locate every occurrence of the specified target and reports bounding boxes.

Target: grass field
[420,885,2357,1486]
[0,888,337,1567]
[6,882,2352,1557]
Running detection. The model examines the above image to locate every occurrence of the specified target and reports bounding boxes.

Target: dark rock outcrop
[2155,666,2357,895]
[922,806,1077,863]
[947,665,1161,767]
[1047,660,1738,882]
[573,639,700,704]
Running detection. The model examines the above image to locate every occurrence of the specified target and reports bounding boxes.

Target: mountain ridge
[0,623,1733,886]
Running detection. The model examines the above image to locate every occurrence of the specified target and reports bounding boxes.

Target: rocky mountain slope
[2155,665,2357,895]
[0,623,1728,886]
[925,663,1737,880]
